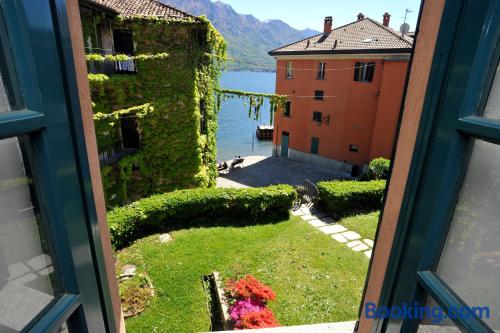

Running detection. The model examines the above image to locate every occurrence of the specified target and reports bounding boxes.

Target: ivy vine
[215,89,287,125]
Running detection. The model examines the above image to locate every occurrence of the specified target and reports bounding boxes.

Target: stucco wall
[273,56,408,167]
[357,0,446,331]
[370,60,409,160]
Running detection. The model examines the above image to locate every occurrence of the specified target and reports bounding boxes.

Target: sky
[216,0,422,32]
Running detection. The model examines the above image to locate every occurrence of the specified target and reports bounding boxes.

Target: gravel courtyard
[216,156,350,188]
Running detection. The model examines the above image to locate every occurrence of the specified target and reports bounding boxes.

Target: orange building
[269,13,413,175]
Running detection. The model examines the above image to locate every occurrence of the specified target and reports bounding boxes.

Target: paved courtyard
[216,155,350,188]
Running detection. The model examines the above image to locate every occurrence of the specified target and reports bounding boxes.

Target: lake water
[216,71,276,161]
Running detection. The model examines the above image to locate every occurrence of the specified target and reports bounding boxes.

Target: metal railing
[99,148,138,167]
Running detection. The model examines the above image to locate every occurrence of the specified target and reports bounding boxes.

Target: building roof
[269,18,413,56]
[80,0,200,22]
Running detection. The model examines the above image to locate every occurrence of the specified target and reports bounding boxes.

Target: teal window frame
[0,1,116,332]
[374,0,499,332]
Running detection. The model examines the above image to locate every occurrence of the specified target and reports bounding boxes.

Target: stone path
[292,205,373,258]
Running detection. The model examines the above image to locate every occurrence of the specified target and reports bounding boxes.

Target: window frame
[0,1,115,331]
[310,137,319,154]
[354,61,375,82]
[375,1,500,332]
[317,61,326,80]
[314,90,325,100]
[312,111,322,123]
[283,101,291,117]
[286,61,293,79]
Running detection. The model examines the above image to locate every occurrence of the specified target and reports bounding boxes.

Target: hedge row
[108,185,297,249]
[317,180,386,220]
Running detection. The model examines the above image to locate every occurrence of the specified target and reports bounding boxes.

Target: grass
[116,216,370,332]
[338,211,380,240]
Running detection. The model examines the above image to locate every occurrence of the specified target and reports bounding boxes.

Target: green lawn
[338,211,380,240]
[116,216,369,332]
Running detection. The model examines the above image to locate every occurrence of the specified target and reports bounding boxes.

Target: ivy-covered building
[78,0,226,206]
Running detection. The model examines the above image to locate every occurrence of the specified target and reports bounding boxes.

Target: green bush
[368,158,391,180]
[317,180,386,220]
[108,185,297,249]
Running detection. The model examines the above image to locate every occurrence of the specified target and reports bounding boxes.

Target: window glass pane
[0,71,10,112]
[417,297,461,333]
[482,63,500,119]
[436,139,499,330]
[0,137,58,332]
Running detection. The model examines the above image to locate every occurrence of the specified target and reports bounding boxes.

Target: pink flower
[229,299,265,328]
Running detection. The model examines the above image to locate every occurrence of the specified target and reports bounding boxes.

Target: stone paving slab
[363,239,374,247]
[308,219,327,228]
[319,217,335,224]
[340,231,361,241]
[364,250,372,258]
[346,240,364,248]
[332,233,348,243]
[301,214,317,221]
[319,225,347,235]
[352,243,370,252]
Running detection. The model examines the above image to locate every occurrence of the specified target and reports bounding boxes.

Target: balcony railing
[99,148,138,167]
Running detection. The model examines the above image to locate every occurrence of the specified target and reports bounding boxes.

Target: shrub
[108,185,297,249]
[317,180,386,220]
[368,157,391,180]
[227,275,279,330]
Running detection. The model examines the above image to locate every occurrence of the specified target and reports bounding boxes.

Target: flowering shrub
[227,275,276,303]
[226,275,279,330]
[240,309,279,329]
[229,299,264,328]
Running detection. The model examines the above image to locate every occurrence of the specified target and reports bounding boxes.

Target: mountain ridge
[160,0,320,71]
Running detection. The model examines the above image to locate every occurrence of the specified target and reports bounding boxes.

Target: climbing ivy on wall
[215,89,287,125]
[86,12,226,207]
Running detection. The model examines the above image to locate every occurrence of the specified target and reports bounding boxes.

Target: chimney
[383,12,391,27]
[357,13,365,21]
[324,16,333,34]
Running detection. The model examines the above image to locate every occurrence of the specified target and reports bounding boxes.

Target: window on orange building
[286,62,293,78]
[317,62,326,80]
[354,62,375,82]
[284,101,291,117]
[314,90,324,100]
[349,144,359,153]
[312,111,322,123]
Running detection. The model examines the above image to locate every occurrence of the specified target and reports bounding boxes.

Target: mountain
[159,0,320,72]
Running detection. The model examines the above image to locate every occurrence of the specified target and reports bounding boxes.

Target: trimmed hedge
[317,180,386,220]
[108,185,297,249]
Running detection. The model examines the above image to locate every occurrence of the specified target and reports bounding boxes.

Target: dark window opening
[284,101,291,117]
[197,29,207,49]
[313,111,322,123]
[120,116,141,149]
[317,62,326,80]
[311,137,319,154]
[113,29,136,73]
[349,144,359,153]
[314,90,324,100]
[200,99,207,134]
[354,62,375,82]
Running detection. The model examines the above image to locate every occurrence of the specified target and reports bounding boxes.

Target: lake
[216,71,276,161]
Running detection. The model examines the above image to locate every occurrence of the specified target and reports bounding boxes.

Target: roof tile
[269,18,413,55]
[84,0,200,22]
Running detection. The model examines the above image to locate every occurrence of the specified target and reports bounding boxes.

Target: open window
[113,29,136,73]
[354,62,375,82]
[120,115,141,150]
